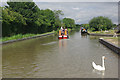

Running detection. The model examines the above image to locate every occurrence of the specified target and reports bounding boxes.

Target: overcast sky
[1,0,120,2]
[35,2,118,24]
[1,0,119,24]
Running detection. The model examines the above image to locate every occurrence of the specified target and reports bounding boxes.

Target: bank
[1,31,55,44]
[88,30,119,36]
[88,30,120,54]
[88,33,114,37]
[99,38,120,55]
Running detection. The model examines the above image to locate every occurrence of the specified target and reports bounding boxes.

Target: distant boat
[81,28,87,33]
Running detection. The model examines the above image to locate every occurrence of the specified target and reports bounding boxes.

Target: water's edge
[99,38,120,55]
[1,33,54,45]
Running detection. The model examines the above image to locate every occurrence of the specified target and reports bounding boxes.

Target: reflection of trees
[2,35,57,78]
[3,38,38,77]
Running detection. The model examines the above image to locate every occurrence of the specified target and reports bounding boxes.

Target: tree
[2,1,65,37]
[89,16,113,31]
[81,24,89,29]
[63,18,75,28]
[38,9,55,33]
[6,2,40,33]
[0,7,2,38]
[0,7,2,22]
[54,10,64,30]
[2,8,26,37]
[54,10,64,19]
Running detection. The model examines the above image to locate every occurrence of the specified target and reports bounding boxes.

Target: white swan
[92,56,106,71]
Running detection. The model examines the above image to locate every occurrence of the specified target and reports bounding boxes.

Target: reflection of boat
[58,29,69,39]
[81,33,87,38]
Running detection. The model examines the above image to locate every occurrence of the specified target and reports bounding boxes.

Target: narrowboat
[58,29,69,39]
[81,28,87,33]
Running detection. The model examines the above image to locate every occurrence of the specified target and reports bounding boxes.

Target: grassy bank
[1,31,55,42]
[88,30,115,34]
[102,37,118,46]
[88,29,119,46]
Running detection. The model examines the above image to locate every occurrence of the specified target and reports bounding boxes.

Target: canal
[2,31,118,78]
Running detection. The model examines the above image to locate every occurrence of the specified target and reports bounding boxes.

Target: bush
[89,16,113,31]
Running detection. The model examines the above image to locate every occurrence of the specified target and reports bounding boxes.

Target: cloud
[1,1,118,24]
[33,0,119,2]
[1,0,119,2]
[72,7,79,10]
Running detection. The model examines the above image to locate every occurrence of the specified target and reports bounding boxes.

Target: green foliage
[62,18,76,28]
[54,10,64,19]
[6,2,41,33]
[54,10,64,30]
[0,7,2,22]
[2,2,75,38]
[2,8,26,37]
[75,24,81,30]
[54,19,61,30]
[80,24,89,30]
[2,31,54,42]
[40,9,55,32]
[2,2,56,37]
[89,16,113,31]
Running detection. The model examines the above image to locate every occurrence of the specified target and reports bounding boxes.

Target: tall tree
[63,18,75,28]
[89,16,113,31]
[2,8,26,36]
[6,2,40,33]
[54,10,64,19]
[54,10,64,30]
[0,7,2,38]
[41,9,55,32]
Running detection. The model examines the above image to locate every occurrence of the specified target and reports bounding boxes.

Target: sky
[1,0,120,2]
[35,2,118,24]
[1,0,119,24]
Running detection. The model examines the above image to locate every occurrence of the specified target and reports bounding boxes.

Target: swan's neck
[102,58,105,68]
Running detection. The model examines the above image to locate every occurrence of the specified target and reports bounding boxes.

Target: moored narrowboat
[80,27,87,33]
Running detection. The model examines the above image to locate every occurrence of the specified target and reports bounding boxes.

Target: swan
[92,56,106,71]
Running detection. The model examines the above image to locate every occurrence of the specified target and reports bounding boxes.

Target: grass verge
[88,30,115,34]
[2,31,55,42]
[102,37,118,46]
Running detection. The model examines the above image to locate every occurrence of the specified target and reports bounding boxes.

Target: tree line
[1,1,115,37]
[1,1,76,37]
[78,16,115,31]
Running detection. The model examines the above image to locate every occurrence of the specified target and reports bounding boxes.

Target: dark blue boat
[81,27,87,33]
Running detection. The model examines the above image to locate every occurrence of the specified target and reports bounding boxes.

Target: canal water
[2,31,118,78]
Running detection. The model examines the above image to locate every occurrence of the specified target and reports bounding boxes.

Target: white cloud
[1,0,120,2]
[33,0,119,2]
[1,1,118,24]
[72,7,79,10]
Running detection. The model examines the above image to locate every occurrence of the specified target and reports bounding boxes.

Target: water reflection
[58,39,69,53]
[59,40,68,48]
[2,32,118,78]
[81,33,88,38]
[92,69,105,78]
[0,45,2,79]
